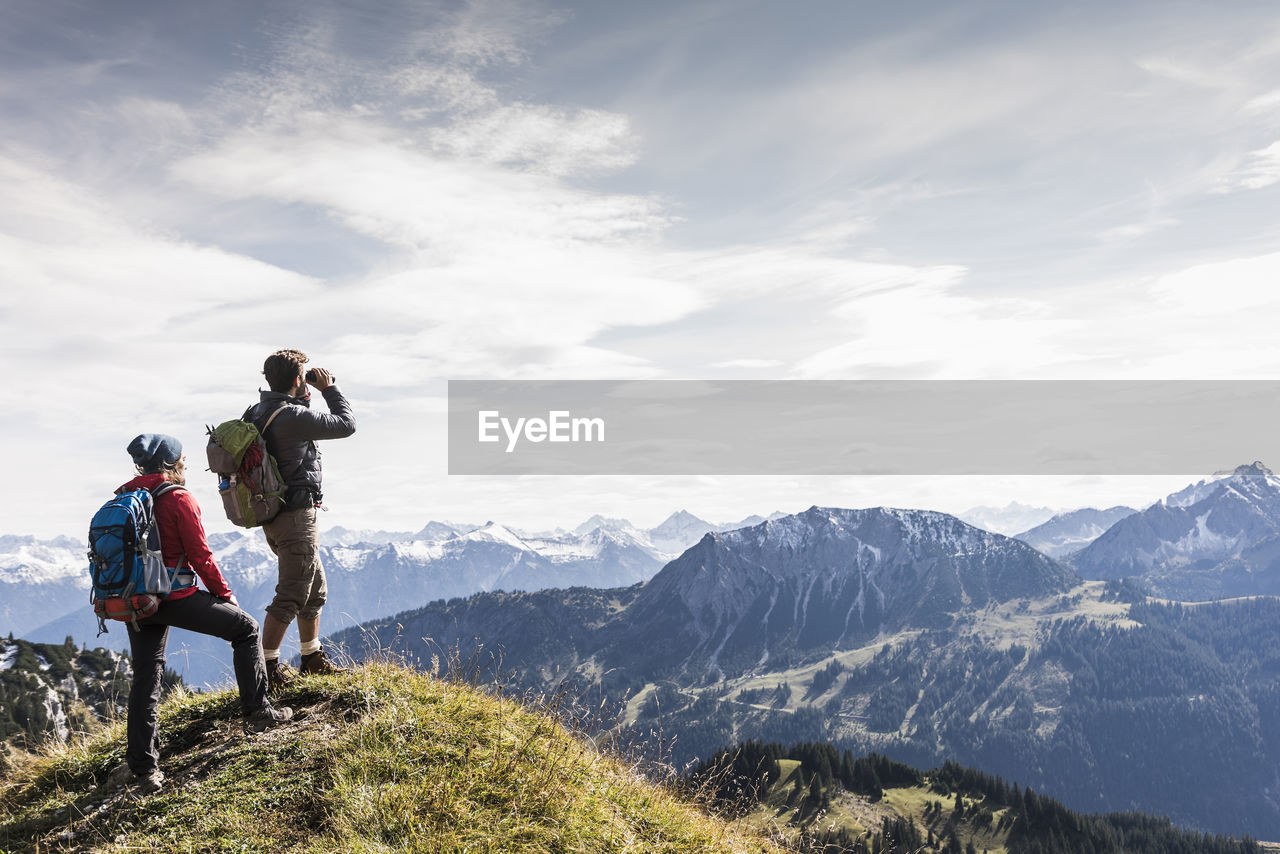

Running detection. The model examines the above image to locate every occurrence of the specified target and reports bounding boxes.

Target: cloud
[1216,140,1280,191]
[1097,218,1179,243]
[1148,251,1280,315]
[794,280,1082,379]
[7,0,1280,537]
[0,149,326,535]
[172,120,663,252]
[431,104,638,175]
[0,154,319,420]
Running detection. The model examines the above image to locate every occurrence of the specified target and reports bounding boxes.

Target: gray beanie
[127,434,183,473]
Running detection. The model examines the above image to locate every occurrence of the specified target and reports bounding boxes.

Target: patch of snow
[456,523,533,551]
[759,514,810,551]
[390,541,445,562]
[0,643,16,670]
[0,540,87,585]
[328,546,370,571]
[1161,474,1229,508]
[521,536,604,561]
[843,567,869,637]
[572,515,636,536]
[319,526,417,546]
[1159,510,1239,560]
[211,532,268,560]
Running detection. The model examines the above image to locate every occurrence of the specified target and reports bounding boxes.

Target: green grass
[0,663,783,853]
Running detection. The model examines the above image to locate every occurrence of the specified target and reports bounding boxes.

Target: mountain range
[336,493,1280,838]
[0,510,774,687]
[335,504,1084,692]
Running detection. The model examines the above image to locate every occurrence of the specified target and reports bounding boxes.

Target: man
[245,349,356,691]
[110,434,292,792]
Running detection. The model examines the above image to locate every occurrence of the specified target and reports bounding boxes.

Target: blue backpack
[87,482,195,634]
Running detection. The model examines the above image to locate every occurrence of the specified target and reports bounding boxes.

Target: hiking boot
[299,647,346,675]
[266,658,296,693]
[107,762,165,793]
[244,703,294,733]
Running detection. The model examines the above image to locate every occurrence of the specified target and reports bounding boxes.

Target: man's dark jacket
[245,386,356,508]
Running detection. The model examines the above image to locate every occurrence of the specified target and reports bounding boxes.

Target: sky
[4,0,1280,538]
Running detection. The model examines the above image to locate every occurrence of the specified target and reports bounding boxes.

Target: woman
[109,433,292,792]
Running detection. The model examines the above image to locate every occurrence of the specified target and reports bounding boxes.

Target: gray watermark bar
[447,380,1280,475]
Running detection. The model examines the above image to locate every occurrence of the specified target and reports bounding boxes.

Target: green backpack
[206,405,288,528]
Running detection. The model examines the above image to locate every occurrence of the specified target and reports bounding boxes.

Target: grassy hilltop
[0,662,780,853]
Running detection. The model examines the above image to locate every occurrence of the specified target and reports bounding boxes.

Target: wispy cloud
[1216,140,1280,191]
[1097,218,1180,243]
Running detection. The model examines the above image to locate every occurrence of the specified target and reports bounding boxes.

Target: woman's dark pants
[126,591,268,775]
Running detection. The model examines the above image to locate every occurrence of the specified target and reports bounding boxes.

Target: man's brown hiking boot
[266,658,297,693]
[299,647,346,675]
[244,703,294,733]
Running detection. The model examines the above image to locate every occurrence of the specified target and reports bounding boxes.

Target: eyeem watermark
[478,410,606,453]
[450,380,1280,474]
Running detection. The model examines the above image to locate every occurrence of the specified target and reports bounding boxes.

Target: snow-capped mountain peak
[651,509,710,533]
[1072,461,1280,598]
[648,510,717,556]
[1160,461,1280,507]
[572,514,636,536]
[0,536,86,586]
[1229,460,1273,477]
[455,522,533,551]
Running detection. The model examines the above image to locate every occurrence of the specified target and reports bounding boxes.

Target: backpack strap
[244,402,289,432]
[261,404,287,434]
[150,482,185,500]
[147,482,192,581]
[245,402,290,467]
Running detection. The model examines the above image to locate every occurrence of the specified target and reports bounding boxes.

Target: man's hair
[264,349,309,393]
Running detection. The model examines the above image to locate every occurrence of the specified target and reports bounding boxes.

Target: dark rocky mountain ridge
[606,507,1075,681]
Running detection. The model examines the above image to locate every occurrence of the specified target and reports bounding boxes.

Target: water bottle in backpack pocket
[87,482,194,633]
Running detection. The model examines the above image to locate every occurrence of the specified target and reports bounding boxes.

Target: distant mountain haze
[1013,506,1137,558]
[957,502,1058,535]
